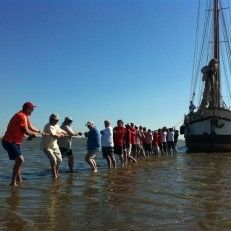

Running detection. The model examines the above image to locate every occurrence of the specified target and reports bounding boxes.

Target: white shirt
[58,124,75,149]
[101,126,114,147]
[41,123,62,150]
[166,131,174,142]
[162,131,167,142]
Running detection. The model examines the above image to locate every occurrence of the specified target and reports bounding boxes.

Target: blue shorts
[2,140,22,160]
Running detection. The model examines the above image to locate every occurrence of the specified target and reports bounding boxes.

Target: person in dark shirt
[84,121,101,172]
[173,130,179,154]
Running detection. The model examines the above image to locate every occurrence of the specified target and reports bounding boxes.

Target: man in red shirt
[152,130,160,155]
[2,102,41,186]
[113,119,125,166]
[130,123,138,159]
[124,124,137,164]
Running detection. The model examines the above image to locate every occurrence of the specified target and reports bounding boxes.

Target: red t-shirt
[152,133,159,146]
[130,128,137,145]
[113,126,125,147]
[3,111,30,144]
[124,128,131,146]
[157,132,162,145]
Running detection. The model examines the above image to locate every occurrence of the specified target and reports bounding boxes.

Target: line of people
[104,120,179,169]
[49,119,179,174]
[1,102,179,186]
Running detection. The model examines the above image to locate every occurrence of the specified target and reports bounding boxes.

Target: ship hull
[185,134,231,152]
[184,109,231,152]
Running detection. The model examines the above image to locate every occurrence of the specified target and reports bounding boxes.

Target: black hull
[185,134,231,152]
[183,109,231,152]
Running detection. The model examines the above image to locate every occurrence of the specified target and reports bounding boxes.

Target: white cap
[49,113,59,121]
[85,121,94,126]
[65,117,73,122]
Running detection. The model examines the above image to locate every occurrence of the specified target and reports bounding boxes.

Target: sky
[0,0,198,134]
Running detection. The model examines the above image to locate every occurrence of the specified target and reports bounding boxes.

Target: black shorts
[167,141,174,149]
[59,148,73,157]
[144,143,152,152]
[114,146,123,155]
[132,144,137,152]
[158,143,163,150]
[102,147,114,158]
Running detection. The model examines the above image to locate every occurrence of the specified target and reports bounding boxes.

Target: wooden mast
[213,0,220,107]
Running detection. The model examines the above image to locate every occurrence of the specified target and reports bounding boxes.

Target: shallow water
[0,138,231,230]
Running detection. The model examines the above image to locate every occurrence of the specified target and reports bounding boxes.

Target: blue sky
[0,0,198,134]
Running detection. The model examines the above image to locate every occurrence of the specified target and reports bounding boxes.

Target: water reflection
[82,173,101,228]
[183,153,226,228]
[105,167,137,206]
[35,174,75,230]
[2,188,23,231]
[103,166,138,230]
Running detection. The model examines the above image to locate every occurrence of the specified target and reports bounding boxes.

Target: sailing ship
[181,0,231,152]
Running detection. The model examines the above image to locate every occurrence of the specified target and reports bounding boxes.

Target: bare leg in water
[52,153,62,180]
[106,156,112,169]
[85,153,97,172]
[127,145,137,163]
[11,155,24,186]
[67,155,74,172]
[51,164,58,179]
[108,153,116,169]
[118,154,124,166]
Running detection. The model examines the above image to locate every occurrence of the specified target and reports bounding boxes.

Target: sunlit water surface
[0,139,231,230]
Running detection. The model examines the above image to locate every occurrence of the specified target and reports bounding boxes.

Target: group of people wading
[1,102,179,186]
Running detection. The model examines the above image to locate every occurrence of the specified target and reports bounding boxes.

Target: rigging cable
[220,0,231,105]
[190,0,201,101]
[192,0,211,106]
[221,48,231,106]
[171,119,184,129]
